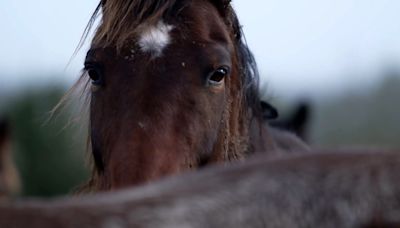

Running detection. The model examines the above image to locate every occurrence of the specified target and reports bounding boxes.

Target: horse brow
[85,49,101,63]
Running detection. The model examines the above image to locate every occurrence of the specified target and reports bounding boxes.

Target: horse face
[86,0,238,188]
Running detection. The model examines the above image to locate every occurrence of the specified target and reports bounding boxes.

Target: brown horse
[0,119,21,199]
[268,101,311,141]
[0,150,399,227]
[71,0,299,191]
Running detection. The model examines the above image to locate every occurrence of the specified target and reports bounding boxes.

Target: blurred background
[0,0,399,197]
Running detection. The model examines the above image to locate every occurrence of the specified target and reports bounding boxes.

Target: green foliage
[5,87,88,197]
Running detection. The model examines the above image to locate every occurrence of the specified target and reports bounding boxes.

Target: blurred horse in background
[268,101,311,141]
[260,101,310,153]
[0,118,21,199]
[68,0,308,192]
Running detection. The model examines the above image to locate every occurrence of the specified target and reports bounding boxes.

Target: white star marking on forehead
[138,21,174,57]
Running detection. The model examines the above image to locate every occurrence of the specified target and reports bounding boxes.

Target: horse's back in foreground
[1,149,399,228]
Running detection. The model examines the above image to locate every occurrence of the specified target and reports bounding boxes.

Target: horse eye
[208,67,229,85]
[86,67,103,86]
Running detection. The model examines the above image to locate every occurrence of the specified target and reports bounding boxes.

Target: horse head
[76,0,277,190]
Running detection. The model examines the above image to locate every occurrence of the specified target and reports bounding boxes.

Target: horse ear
[260,101,279,120]
[210,0,232,16]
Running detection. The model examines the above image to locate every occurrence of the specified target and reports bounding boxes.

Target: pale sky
[1,0,399,98]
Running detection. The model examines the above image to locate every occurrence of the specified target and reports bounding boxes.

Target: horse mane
[71,0,262,192]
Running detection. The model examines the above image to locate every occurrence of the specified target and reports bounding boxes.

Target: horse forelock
[89,0,183,49]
